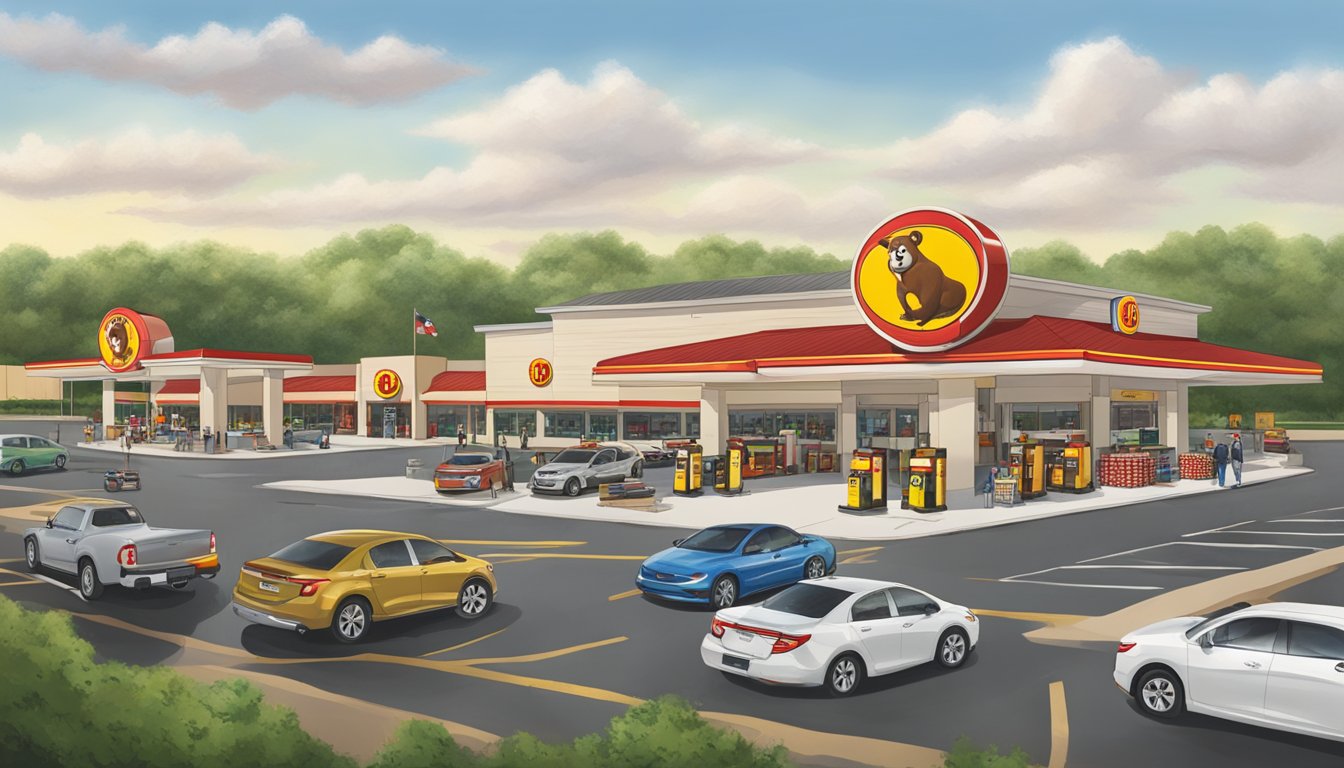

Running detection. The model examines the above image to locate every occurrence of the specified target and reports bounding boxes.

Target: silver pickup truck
[22,500,219,600]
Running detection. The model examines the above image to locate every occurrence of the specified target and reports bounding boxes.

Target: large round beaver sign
[851,208,1010,353]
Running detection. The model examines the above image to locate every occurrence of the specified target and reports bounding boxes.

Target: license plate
[168,566,196,581]
[722,654,750,671]
[259,581,279,593]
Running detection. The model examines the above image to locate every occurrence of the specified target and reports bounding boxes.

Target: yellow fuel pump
[839,449,886,513]
[907,447,947,512]
[714,445,744,495]
[1009,442,1046,499]
[1047,441,1093,493]
[673,443,703,496]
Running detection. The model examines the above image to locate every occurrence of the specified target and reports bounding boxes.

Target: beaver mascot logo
[879,230,967,327]
[105,317,130,358]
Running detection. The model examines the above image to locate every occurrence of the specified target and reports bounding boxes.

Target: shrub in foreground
[944,737,1039,768]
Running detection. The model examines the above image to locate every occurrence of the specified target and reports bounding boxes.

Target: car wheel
[804,556,827,581]
[936,628,971,668]
[79,558,104,600]
[1136,668,1185,719]
[564,478,582,497]
[104,477,120,492]
[710,575,737,609]
[24,537,40,572]
[54,454,67,470]
[332,597,371,643]
[825,653,864,697]
[455,578,494,620]
[8,460,24,476]
[631,461,643,478]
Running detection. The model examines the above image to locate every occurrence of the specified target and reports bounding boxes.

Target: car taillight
[1117,642,1136,653]
[770,633,810,654]
[117,544,137,567]
[710,617,726,637]
[288,577,329,597]
[209,532,216,554]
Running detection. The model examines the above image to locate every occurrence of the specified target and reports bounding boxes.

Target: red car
[1262,429,1291,453]
[434,446,510,493]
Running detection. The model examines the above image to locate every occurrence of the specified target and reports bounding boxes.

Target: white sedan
[1114,601,1344,742]
[700,575,979,696]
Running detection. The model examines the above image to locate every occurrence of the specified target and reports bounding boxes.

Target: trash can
[406,458,426,479]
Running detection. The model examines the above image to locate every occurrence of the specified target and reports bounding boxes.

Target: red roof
[157,379,200,394]
[423,370,486,393]
[594,317,1322,377]
[144,348,312,364]
[284,375,355,393]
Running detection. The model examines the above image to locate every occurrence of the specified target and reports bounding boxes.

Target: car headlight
[466,476,481,488]
[689,573,707,581]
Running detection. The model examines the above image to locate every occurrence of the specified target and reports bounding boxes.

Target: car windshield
[552,449,595,464]
[1184,603,1253,640]
[269,540,354,571]
[678,527,751,553]
[91,507,143,527]
[447,454,490,466]
[762,584,852,618]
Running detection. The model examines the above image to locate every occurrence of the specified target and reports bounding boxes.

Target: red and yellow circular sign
[1111,295,1140,335]
[851,208,1010,352]
[98,308,147,372]
[373,369,402,399]
[528,358,553,388]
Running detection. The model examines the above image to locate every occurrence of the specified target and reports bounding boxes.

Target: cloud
[0,13,474,109]
[0,129,278,197]
[123,63,819,226]
[677,176,890,240]
[878,37,1344,222]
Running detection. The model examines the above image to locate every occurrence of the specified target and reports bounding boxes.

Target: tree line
[0,222,1339,418]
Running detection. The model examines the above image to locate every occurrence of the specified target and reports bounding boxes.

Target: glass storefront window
[472,406,486,439]
[683,411,700,438]
[227,405,263,430]
[730,409,837,441]
[1112,403,1157,430]
[493,409,537,439]
[284,403,337,431]
[623,411,682,440]
[588,412,618,441]
[367,404,408,437]
[544,411,585,439]
[857,408,890,447]
[1010,404,1082,433]
[428,405,469,439]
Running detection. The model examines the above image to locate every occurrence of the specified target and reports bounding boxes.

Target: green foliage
[370,697,793,768]
[943,737,1039,768]
[0,595,355,768]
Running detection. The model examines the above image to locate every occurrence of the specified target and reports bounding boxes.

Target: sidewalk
[262,453,1309,541]
[71,433,452,460]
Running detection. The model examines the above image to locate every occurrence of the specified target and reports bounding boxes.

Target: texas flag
[414,310,438,337]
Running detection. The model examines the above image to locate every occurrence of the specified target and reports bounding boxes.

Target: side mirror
[45,517,53,529]
[924,604,938,616]
[1199,633,1213,650]
[673,538,685,547]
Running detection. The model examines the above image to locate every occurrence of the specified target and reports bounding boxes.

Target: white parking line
[1075,542,1169,564]
[1054,565,1245,571]
[28,573,86,601]
[1004,579,1163,591]
[1175,541,1323,551]
[1182,521,1259,537]
[1208,530,1344,537]
[1269,519,1344,524]
[1278,505,1344,519]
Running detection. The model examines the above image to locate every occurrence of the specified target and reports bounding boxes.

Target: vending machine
[674,443,703,496]
[1047,441,1093,493]
[1009,442,1046,499]
[839,449,886,513]
[907,447,947,512]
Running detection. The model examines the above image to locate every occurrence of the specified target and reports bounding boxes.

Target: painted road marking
[970,609,1090,626]
[1211,530,1344,536]
[1182,520,1259,537]
[839,547,883,565]
[0,580,41,587]
[27,572,86,601]
[1005,579,1162,591]
[473,553,646,561]
[1269,519,1344,523]
[1048,681,1069,768]
[1053,565,1245,571]
[439,539,585,549]
[836,546,883,556]
[1280,505,1344,518]
[608,589,641,601]
[421,628,509,658]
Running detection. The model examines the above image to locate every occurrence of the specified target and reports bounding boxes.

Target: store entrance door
[368,404,408,438]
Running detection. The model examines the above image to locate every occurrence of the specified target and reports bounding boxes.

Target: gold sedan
[231,529,496,643]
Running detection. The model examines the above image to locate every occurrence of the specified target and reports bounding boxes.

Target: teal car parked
[0,434,69,476]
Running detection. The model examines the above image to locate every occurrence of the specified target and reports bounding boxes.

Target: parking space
[996,505,1344,594]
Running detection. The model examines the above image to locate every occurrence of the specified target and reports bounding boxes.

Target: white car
[1114,601,1344,742]
[700,575,979,696]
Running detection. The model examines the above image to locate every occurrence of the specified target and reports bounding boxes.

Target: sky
[2,0,1343,265]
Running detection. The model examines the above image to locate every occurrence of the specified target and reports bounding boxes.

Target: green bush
[370,697,792,768]
[0,595,355,768]
[943,737,1039,768]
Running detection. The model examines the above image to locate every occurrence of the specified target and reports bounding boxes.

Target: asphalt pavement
[2,423,1342,767]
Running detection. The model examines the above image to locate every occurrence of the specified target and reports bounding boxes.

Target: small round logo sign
[373,369,402,399]
[1111,295,1140,335]
[528,358,553,388]
[851,208,1010,352]
[98,308,146,372]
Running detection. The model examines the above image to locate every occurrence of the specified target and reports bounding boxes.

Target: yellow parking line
[460,635,628,666]
[608,589,641,602]
[835,546,883,556]
[970,609,1090,627]
[0,558,23,564]
[421,628,509,658]
[1048,681,1069,768]
[439,539,585,549]
[473,553,646,562]
[0,580,41,587]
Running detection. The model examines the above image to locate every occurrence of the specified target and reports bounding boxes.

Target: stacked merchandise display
[1179,452,1215,480]
[1098,452,1156,488]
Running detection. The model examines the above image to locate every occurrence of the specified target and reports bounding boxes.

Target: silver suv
[528,442,643,496]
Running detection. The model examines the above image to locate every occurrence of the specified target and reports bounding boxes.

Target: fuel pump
[839,449,886,513]
[714,445,744,495]
[1009,442,1046,499]
[673,443,703,496]
[907,447,947,512]
[1047,441,1093,493]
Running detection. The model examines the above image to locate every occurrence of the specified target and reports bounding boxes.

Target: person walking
[457,424,466,447]
[520,426,529,449]
[1230,433,1244,488]
[1212,438,1230,487]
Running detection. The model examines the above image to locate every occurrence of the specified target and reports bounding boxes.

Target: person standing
[457,424,466,447]
[1230,433,1244,488]
[1212,439,1230,487]
[520,426,529,449]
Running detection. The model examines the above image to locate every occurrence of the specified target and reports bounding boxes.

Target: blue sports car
[635,524,837,609]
